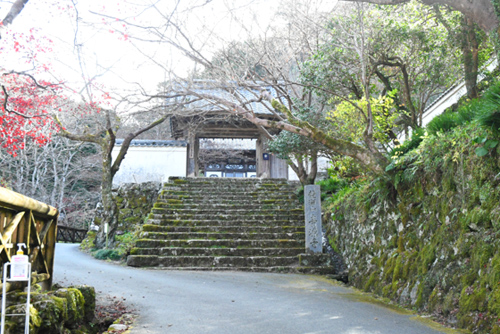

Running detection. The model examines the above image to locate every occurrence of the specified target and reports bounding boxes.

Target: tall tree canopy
[341,0,499,33]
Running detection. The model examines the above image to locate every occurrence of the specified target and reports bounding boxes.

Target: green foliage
[114,231,138,256]
[327,115,500,332]
[297,175,356,205]
[327,155,366,179]
[79,231,96,251]
[328,177,368,210]
[456,99,482,124]
[476,81,500,136]
[303,2,463,131]
[91,230,139,261]
[93,248,122,261]
[388,80,500,172]
[473,136,499,156]
[268,130,319,160]
[268,98,330,183]
[327,94,398,145]
[317,177,349,201]
[425,81,500,138]
[389,127,426,159]
[426,111,462,135]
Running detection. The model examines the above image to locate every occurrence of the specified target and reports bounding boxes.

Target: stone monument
[304,185,322,253]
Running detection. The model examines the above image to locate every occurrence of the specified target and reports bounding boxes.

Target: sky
[2,1,277,90]
[0,0,336,112]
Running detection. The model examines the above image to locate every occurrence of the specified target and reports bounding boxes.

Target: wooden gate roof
[168,81,282,139]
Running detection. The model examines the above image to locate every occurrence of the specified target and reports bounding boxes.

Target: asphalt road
[53,243,458,334]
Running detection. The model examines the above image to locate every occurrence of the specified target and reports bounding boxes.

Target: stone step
[160,192,298,199]
[135,238,303,249]
[127,255,301,268]
[124,264,337,275]
[159,187,297,199]
[141,224,305,233]
[128,177,335,275]
[147,218,304,227]
[130,247,304,257]
[162,186,297,192]
[140,231,305,241]
[150,208,303,217]
[147,218,303,227]
[164,182,295,187]
[158,198,300,206]
[162,187,298,194]
[163,178,294,188]
[153,203,301,211]
[168,177,292,183]
[166,178,296,186]
[158,198,299,206]
[150,214,304,226]
[298,254,337,267]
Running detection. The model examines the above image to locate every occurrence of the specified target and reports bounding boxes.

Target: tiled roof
[115,139,187,147]
[171,80,279,115]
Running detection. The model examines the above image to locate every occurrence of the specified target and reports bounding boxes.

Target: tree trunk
[55,111,171,249]
[304,151,318,185]
[461,17,480,99]
[288,151,319,185]
[0,0,30,28]
[95,147,118,248]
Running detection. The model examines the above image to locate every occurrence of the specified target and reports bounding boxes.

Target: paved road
[53,243,456,334]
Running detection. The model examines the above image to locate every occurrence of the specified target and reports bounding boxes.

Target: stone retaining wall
[3,285,95,333]
[326,152,500,333]
[93,182,161,234]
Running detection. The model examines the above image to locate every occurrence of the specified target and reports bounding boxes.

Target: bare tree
[54,99,182,246]
[113,0,390,173]
[0,133,101,228]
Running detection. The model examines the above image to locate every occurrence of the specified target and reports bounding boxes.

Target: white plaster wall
[288,156,330,181]
[399,58,498,141]
[112,146,186,186]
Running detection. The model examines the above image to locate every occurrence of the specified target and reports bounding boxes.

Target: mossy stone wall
[94,182,161,233]
[3,285,95,334]
[114,182,161,233]
[326,124,500,333]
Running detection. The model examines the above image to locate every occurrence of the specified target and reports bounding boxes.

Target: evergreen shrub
[390,127,425,157]
[476,81,500,136]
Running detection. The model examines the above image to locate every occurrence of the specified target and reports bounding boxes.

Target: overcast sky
[1,0,335,109]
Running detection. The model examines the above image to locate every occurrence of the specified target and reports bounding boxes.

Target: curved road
[54,243,456,334]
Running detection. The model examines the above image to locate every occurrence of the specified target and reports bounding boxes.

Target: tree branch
[0,0,30,36]
[110,112,172,177]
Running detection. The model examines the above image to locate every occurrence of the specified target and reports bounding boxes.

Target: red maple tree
[0,23,62,156]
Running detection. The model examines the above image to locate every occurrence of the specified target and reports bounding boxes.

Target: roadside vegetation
[3,0,500,332]
[320,77,500,333]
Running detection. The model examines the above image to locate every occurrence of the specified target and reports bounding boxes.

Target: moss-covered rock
[34,298,67,333]
[73,285,96,322]
[0,286,96,334]
[54,288,85,327]
[80,231,97,251]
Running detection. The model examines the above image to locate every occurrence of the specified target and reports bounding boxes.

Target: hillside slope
[327,122,500,333]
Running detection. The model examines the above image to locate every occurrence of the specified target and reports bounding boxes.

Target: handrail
[57,225,87,243]
[0,188,58,291]
[0,187,58,217]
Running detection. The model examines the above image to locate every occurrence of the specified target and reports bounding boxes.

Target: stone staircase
[127,177,334,273]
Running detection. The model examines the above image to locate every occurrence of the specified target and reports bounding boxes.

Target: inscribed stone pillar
[304,185,322,253]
